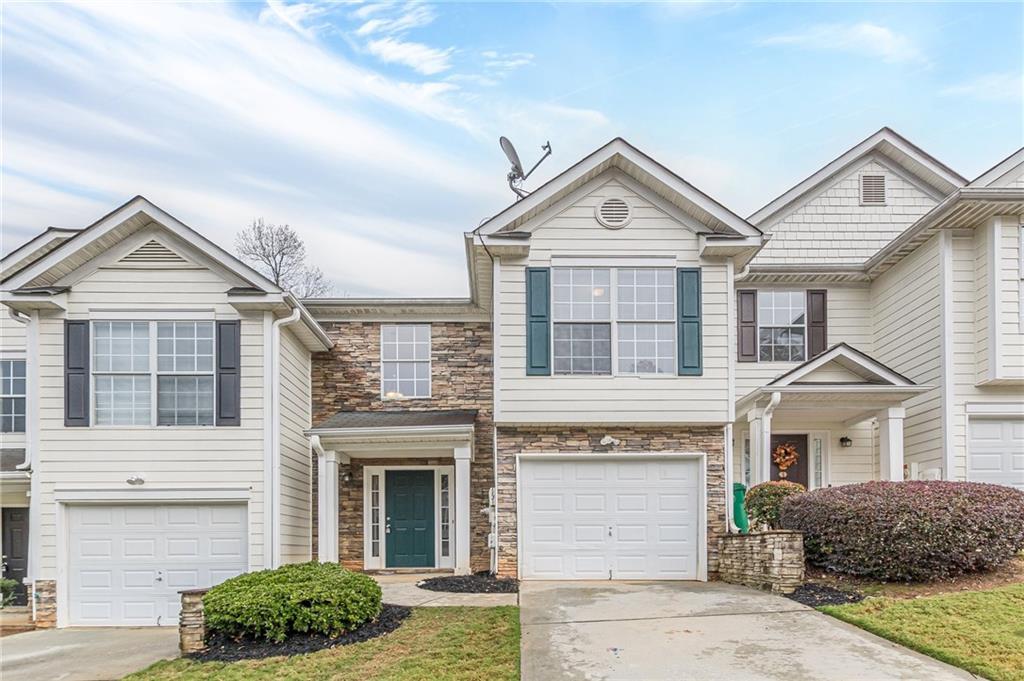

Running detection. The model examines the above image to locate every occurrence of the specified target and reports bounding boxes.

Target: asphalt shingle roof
[314,409,477,430]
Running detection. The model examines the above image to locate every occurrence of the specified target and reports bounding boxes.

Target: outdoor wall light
[839,436,853,448]
[341,473,352,483]
[126,474,146,485]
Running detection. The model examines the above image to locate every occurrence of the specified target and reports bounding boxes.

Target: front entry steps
[367,568,454,576]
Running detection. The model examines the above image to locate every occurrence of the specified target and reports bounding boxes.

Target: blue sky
[2,1,1021,296]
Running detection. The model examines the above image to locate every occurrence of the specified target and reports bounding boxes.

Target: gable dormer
[749,128,966,268]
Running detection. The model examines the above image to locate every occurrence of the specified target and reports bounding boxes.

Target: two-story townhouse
[3,129,1021,629]
[0,196,332,628]
[732,129,1023,495]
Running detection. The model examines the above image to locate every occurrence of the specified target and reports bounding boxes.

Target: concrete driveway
[520,581,974,681]
[0,627,178,681]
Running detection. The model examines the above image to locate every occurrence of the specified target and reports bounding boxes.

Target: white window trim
[379,324,431,400]
[550,266,677,377]
[0,357,27,434]
[361,465,454,571]
[89,320,216,428]
[756,290,808,364]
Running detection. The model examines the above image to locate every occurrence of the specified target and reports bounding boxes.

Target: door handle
[385,524,392,534]
[155,571,164,583]
[608,526,613,537]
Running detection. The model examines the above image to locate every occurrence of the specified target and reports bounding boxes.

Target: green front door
[385,470,435,568]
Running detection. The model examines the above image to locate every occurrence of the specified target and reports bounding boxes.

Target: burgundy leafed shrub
[745,480,806,529]
[780,481,1024,581]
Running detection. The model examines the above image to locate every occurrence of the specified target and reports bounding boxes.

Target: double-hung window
[552,267,676,376]
[757,291,806,362]
[0,359,26,433]
[92,321,215,426]
[381,324,431,399]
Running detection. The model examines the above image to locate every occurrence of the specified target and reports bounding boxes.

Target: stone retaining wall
[179,589,209,654]
[717,530,804,594]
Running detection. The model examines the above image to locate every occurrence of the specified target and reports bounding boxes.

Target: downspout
[8,307,38,620]
[270,304,301,568]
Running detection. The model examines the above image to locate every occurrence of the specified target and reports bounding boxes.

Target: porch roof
[736,344,932,423]
[313,409,477,430]
[306,409,476,460]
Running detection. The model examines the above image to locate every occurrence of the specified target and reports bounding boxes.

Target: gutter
[269,306,301,568]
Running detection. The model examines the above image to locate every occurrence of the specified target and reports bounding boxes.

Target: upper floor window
[758,291,806,362]
[92,321,214,426]
[0,359,26,433]
[552,267,676,376]
[381,324,430,399]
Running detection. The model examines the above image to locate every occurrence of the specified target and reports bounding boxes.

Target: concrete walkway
[0,627,179,681]
[520,581,974,681]
[374,573,518,607]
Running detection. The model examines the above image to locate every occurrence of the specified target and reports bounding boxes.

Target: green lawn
[125,606,520,681]
[822,584,1024,681]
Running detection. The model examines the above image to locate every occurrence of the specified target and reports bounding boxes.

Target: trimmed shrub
[781,481,1024,581]
[0,578,19,607]
[203,562,382,642]
[745,481,806,529]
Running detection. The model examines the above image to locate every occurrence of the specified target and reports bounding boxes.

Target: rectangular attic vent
[860,174,886,205]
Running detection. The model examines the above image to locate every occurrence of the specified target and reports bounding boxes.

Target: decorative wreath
[772,442,800,474]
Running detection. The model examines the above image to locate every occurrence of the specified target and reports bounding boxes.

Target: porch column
[746,407,774,484]
[454,444,472,576]
[317,449,339,563]
[877,407,906,481]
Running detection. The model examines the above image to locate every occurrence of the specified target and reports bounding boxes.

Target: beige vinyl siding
[975,225,991,381]
[870,233,944,474]
[754,159,938,265]
[278,325,312,564]
[497,177,729,424]
[996,217,1024,378]
[734,285,872,398]
[34,263,267,577]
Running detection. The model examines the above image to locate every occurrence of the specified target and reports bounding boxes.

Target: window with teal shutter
[677,268,702,375]
[525,267,551,375]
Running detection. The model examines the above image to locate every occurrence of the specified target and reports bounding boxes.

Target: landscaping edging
[718,530,804,594]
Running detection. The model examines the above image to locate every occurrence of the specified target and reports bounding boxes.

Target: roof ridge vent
[596,196,632,229]
[120,239,187,263]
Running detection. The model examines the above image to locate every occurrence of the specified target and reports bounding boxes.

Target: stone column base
[179,589,209,654]
[32,580,57,628]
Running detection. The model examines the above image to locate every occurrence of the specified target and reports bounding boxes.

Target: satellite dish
[500,136,525,179]
[498,136,552,199]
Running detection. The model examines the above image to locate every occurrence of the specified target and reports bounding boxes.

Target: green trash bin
[733,482,749,534]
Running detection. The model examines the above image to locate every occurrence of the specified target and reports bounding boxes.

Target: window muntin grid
[757,291,806,362]
[440,473,451,558]
[381,324,430,398]
[1,359,26,433]
[370,474,381,558]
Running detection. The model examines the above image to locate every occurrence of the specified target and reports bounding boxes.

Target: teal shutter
[525,267,551,376]
[677,268,702,376]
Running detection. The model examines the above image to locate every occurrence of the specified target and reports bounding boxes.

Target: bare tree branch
[235,218,333,298]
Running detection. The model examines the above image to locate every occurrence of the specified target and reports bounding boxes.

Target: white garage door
[969,418,1024,490]
[519,457,702,580]
[69,503,247,626]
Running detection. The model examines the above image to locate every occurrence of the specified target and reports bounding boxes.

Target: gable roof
[749,127,967,227]
[767,343,917,387]
[2,195,281,292]
[476,137,762,239]
[969,147,1024,187]
[0,227,80,283]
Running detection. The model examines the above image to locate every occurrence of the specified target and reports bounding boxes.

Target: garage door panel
[69,503,247,626]
[520,458,701,580]
[969,418,1024,490]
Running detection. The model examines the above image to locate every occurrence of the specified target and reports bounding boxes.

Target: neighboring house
[0,197,332,627]
[1,129,1021,627]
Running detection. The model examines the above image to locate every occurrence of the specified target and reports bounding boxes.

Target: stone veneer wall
[32,580,56,628]
[178,589,209,654]
[495,426,727,578]
[718,531,804,594]
[310,321,493,573]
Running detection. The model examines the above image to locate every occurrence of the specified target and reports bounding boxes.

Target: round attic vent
[596,197,632,229]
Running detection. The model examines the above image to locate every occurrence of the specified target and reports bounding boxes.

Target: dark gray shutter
[677,268,702,376]
[737,290,758,362]
[525,267,551,376]
[807,290,828,358]
[216,320,241,426]
[64,320,89,427]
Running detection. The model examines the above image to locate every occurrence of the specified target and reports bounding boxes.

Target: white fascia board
[0,228,79,281]
[749,128,966,225]
[478,138,760,238]
[305,423,476,440]
[969,147,1024,187]
[0,291,68,312]
[769,344,916,387]
[3,196,281,293]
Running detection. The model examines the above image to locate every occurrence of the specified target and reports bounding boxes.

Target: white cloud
[940,72,1022,102]
[366,37,454,75]
[258,1,328,39]
[482,51,534,72]
[761,22,926,64]
[354,2,437,36]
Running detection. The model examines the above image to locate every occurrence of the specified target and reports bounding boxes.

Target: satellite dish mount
[500,136,552,199]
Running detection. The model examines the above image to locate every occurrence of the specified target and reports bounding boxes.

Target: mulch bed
[191,603,412,662]
[786,583,865,607]
[417,572,519,594]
